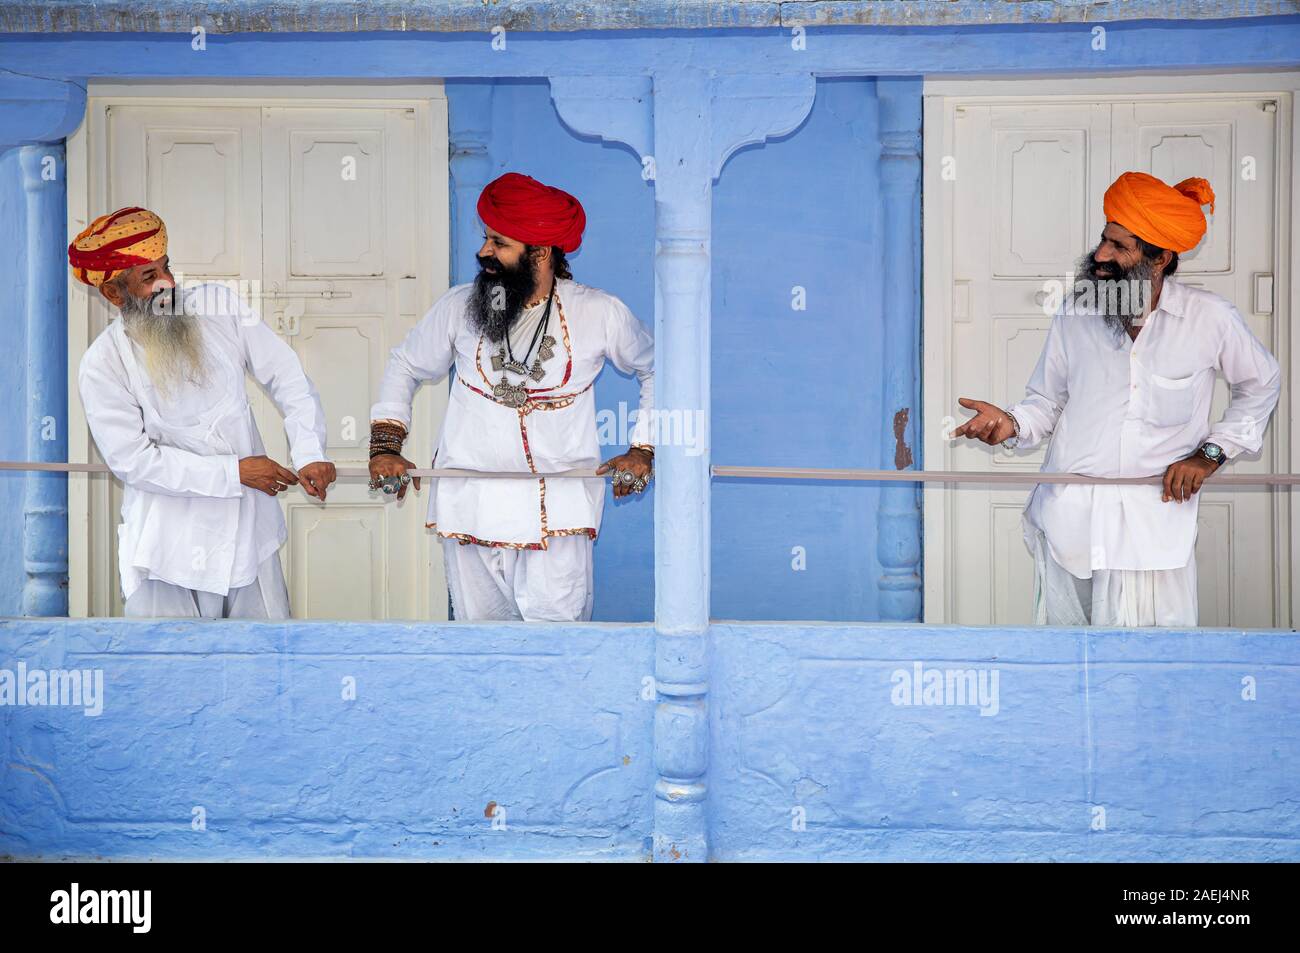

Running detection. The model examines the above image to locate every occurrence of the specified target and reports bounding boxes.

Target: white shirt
[78,283,329,599]
[369,277,655,548]
[1006,277,1281,578]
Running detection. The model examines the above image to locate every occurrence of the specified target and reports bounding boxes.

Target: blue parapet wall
[0,619,657,860]
[711,623,1300,861]
[2,618,1296,861]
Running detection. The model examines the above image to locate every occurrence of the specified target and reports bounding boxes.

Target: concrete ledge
[0,1,1296,34]
[2,618,1297,860]
[0,618,656,860]
[711,622,1300,861]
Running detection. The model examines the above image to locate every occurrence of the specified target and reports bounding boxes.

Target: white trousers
[443,535,594,622]
[123,553,291,619]
[1028,525,1198,627]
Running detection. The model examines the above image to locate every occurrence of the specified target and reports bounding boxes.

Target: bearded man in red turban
[369,172,656,621]
[952,172,1281,626]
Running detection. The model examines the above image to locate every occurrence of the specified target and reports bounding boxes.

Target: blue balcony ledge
[1,618,1297,861]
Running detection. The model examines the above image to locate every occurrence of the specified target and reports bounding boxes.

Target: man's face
[476,227,529,276]
[468,225,543,344]
[1071,223,1158,337]
[1089,222,1144,278]
[100,256,177,312]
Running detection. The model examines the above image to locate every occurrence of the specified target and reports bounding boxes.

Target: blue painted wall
[713,77,892,622]
[3,617,1296,861]
[710,623,1300,861]
[0,618,657,859]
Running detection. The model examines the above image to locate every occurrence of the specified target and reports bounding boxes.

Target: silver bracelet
[1001,411,1021,449]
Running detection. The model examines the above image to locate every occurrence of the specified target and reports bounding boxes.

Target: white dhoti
[1027,524,1198,627]
[443,535,594,622]
[123,553,291,619]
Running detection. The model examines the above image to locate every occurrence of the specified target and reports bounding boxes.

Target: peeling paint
[892,407,913,470]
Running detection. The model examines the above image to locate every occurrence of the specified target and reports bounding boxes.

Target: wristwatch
[1198,442,1227,468]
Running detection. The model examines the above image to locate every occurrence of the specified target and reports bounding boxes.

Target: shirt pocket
[1144,369,1199,428]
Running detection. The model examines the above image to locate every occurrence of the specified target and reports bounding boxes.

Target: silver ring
[400,472,411,486]
[620,470,636,485]
[632,477,647,493]
[381,475,402,495]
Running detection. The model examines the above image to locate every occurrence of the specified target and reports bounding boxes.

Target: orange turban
[68,207,168,287]
[477,172,586,253]
[1102,172,1216,254]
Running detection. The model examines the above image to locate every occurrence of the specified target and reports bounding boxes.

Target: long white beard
[119,290,207,398]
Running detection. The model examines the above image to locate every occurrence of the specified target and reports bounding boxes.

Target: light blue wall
[713,77,895,621]
[710,624,1300,861]
[3,618,1296,861]
[0,618,656,859]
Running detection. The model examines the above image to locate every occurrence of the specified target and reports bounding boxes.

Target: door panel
[940,95,1285,627]
[97,97,446,620]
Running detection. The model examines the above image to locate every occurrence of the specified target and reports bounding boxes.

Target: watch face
[1204,444,1223,460]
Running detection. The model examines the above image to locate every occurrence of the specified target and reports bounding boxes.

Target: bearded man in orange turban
[368,172,656,622]
[953,172,1281,626]
[72,207,336,618]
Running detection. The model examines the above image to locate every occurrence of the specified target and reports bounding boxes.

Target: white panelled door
[926,88,1290,627]
[87,92,448,619]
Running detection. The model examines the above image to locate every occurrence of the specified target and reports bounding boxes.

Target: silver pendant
[493,376,529,408]
[490,349,504,371]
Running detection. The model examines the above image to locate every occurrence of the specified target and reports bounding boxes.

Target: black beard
[467,254,538,344]
[1069,249,1156,343]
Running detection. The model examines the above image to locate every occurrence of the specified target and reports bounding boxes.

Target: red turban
[1102,172,1216,254]
[477,172,586,253]
[68,206,168,288]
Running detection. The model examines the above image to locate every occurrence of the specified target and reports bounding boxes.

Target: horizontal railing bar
[4,461,1299,486]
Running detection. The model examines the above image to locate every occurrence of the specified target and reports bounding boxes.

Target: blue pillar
[650,71,816,861]
[19,145,69,616]
[0,66,81,616]
[447,82,496,287]
[875,78,923,623]
[649,68,713,863]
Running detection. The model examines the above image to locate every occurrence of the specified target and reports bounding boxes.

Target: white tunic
[1006,277,1281,578]
[78,283,329,600]
[370,278,655,548]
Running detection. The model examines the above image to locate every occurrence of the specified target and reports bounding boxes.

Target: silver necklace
[490,285,556,407]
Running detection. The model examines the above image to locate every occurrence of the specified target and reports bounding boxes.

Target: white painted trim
[924,71,1300,99]
[921,91,952,623]
[65,108,90,617]
[68,79,450,618]
[922,74,1299,627]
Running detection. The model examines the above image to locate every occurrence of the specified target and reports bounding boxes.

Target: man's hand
[298,461,337,501]
[369,453,420,501]
[239,455,300,497]
[952,397,1018,445]
[596,448,653,499]
[1162,453,1220,503]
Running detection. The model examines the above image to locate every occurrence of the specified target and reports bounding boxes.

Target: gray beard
[118,288,207,397]
[1067,252,1156,343]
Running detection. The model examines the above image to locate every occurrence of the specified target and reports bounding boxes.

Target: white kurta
[370,277,655,548]
[1006,277,1282,579]
[78,283,329,601]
